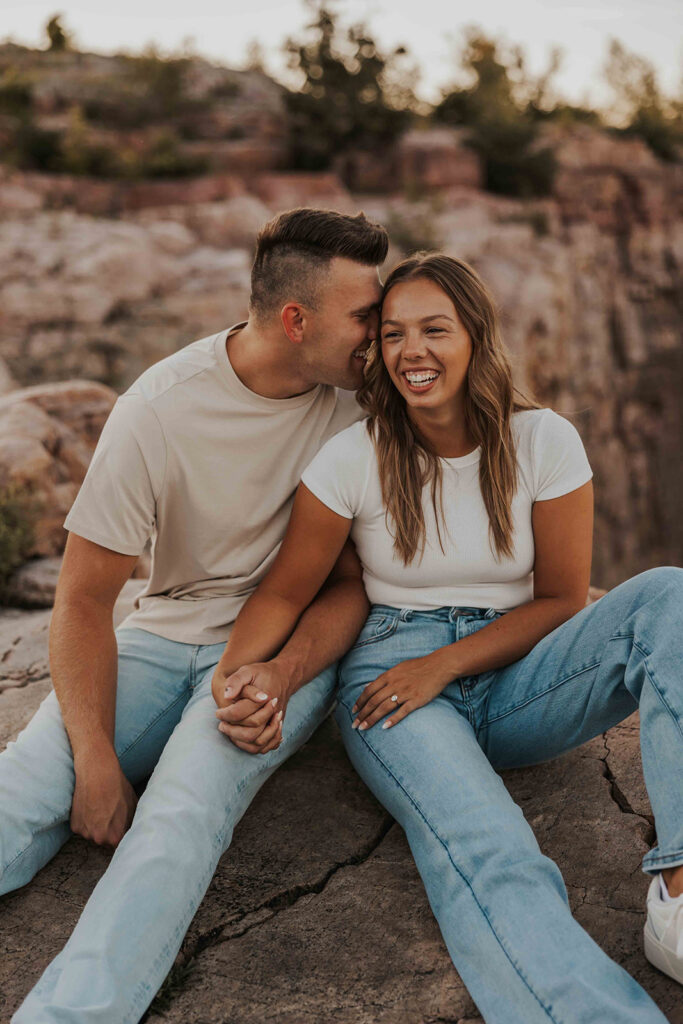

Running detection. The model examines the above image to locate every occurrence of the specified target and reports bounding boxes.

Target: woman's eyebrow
[382,314,455,326]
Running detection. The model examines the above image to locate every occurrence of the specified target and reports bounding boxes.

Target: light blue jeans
[0,628,337,1023]
[335,567,683,1024]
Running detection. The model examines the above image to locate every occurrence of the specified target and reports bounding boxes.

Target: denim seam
[484,662,602,726]
[118,688,191,759]
[351,616,400,650]
[338,700,562,1024]
[631,637,683,742]
[643,850,683,869]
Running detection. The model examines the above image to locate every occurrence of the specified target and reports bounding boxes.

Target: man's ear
[281,303,306,344]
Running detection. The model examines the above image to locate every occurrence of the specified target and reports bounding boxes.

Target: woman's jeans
[336,567,683,1024]
[0,628,337,1024]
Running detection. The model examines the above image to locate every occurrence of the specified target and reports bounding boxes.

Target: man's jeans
[336,568,683,1024]
[0,628,337,1023]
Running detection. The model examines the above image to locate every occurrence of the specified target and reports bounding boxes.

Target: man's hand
[214,662,292,754]
[70,748,137,847]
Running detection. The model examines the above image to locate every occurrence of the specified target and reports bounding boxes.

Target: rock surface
[0,603,680,1024]
[0,381,117,557]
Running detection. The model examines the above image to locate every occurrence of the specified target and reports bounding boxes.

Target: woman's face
[380,277,473,414]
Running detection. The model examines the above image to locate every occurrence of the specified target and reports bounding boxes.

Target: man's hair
[249,207,388,322]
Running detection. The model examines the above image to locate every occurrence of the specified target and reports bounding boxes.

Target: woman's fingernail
[224,687,233,698]
[257,692,269,700]
[359,721,368,731]
[352,718,359,729]
[271,697,278,707]
[382,721,392,729]
[277,710,283,721]
[352,705,358,713]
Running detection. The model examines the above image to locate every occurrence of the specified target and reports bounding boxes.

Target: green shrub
[0,483,38,596]
[0,67,33,116]
[284,4,417,171]
[604,40,683,162]
[436,31,557,198]
[135,129,209,178]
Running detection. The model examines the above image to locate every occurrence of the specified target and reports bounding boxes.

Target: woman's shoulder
[512,407,581,449]
[323,416,374,454]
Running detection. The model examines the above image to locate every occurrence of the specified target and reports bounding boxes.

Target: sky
[3,0,682,107]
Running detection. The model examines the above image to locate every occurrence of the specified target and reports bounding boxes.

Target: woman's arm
[211,482,353,708]
[353,480,594,729]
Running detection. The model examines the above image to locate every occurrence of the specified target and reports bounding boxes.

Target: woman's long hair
[357,253,539,565]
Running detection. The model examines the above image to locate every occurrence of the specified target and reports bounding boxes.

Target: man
[0,207,386,1022]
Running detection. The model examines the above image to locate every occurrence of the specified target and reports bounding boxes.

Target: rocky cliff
[1,122,680,588]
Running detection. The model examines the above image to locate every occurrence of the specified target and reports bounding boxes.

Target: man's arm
[49,532,139,845]
[215,539,369,754]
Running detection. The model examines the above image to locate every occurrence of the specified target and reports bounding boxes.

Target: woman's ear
[281,303,306,345]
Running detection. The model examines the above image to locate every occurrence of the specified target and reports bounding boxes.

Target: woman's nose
[402,331,428,359]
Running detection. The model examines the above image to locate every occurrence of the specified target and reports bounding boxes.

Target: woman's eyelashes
[381,327,446,341]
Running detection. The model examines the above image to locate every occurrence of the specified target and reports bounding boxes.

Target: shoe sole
[644,922,683,985]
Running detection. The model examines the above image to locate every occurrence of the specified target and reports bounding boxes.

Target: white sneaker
[644,875,683,984]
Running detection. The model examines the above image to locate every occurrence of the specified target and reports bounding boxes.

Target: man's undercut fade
[250,208,388,323]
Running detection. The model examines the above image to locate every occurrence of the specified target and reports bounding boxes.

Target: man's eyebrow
[382,314,455,325]
[351,302,379,315]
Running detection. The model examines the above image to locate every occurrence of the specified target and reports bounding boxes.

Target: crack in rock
[598,733,655,846]
[144,815,394,1018]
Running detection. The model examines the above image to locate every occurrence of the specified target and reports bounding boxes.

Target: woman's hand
[214,663,291,754]
[352,652,453,731]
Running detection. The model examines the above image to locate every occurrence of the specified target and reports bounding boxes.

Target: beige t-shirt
[64,324,363,644]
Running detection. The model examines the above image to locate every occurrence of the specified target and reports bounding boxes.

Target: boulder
[0,381,117,557]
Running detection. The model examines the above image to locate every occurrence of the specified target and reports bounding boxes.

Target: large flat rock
[0,610,680,1024]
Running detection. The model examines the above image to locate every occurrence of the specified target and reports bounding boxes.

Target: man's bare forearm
[216,576,369,704]
[271,577,370,697]
[49,595,118,760]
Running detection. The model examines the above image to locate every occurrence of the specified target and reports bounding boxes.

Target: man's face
[302,257,382,390]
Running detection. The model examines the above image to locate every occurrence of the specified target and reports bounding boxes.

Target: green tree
[436,30,557,197]
[284,3,418,171]
[45,14,70,52]
[604,39,682,161]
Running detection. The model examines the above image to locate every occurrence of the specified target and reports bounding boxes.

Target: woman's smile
[401,368,442,394]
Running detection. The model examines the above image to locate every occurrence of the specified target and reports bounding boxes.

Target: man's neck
[227,321,319,400]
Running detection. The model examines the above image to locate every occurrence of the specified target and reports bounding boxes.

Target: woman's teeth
[404,371,439,388]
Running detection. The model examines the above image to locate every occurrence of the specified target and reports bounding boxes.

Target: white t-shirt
[301,409,593,612]
[64,324,363,644]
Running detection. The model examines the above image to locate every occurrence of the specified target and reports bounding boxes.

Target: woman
[213,254,682,1023]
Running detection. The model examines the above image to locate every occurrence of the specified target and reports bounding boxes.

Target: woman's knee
[616,566,683,619]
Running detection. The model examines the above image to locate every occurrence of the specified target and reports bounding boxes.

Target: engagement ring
[391,694,399,702]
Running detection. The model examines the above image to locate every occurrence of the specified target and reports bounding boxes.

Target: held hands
[213,662,290,754]
[352,652,452,732]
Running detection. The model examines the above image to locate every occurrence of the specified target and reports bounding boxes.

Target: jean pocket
[351,611,400,649]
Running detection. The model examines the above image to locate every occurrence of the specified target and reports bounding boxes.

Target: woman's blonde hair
[357,252,539,565]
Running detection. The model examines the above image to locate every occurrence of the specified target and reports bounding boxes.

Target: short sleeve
[300,420,372,519]
[533,410,593,501]
[63,394,166,555]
